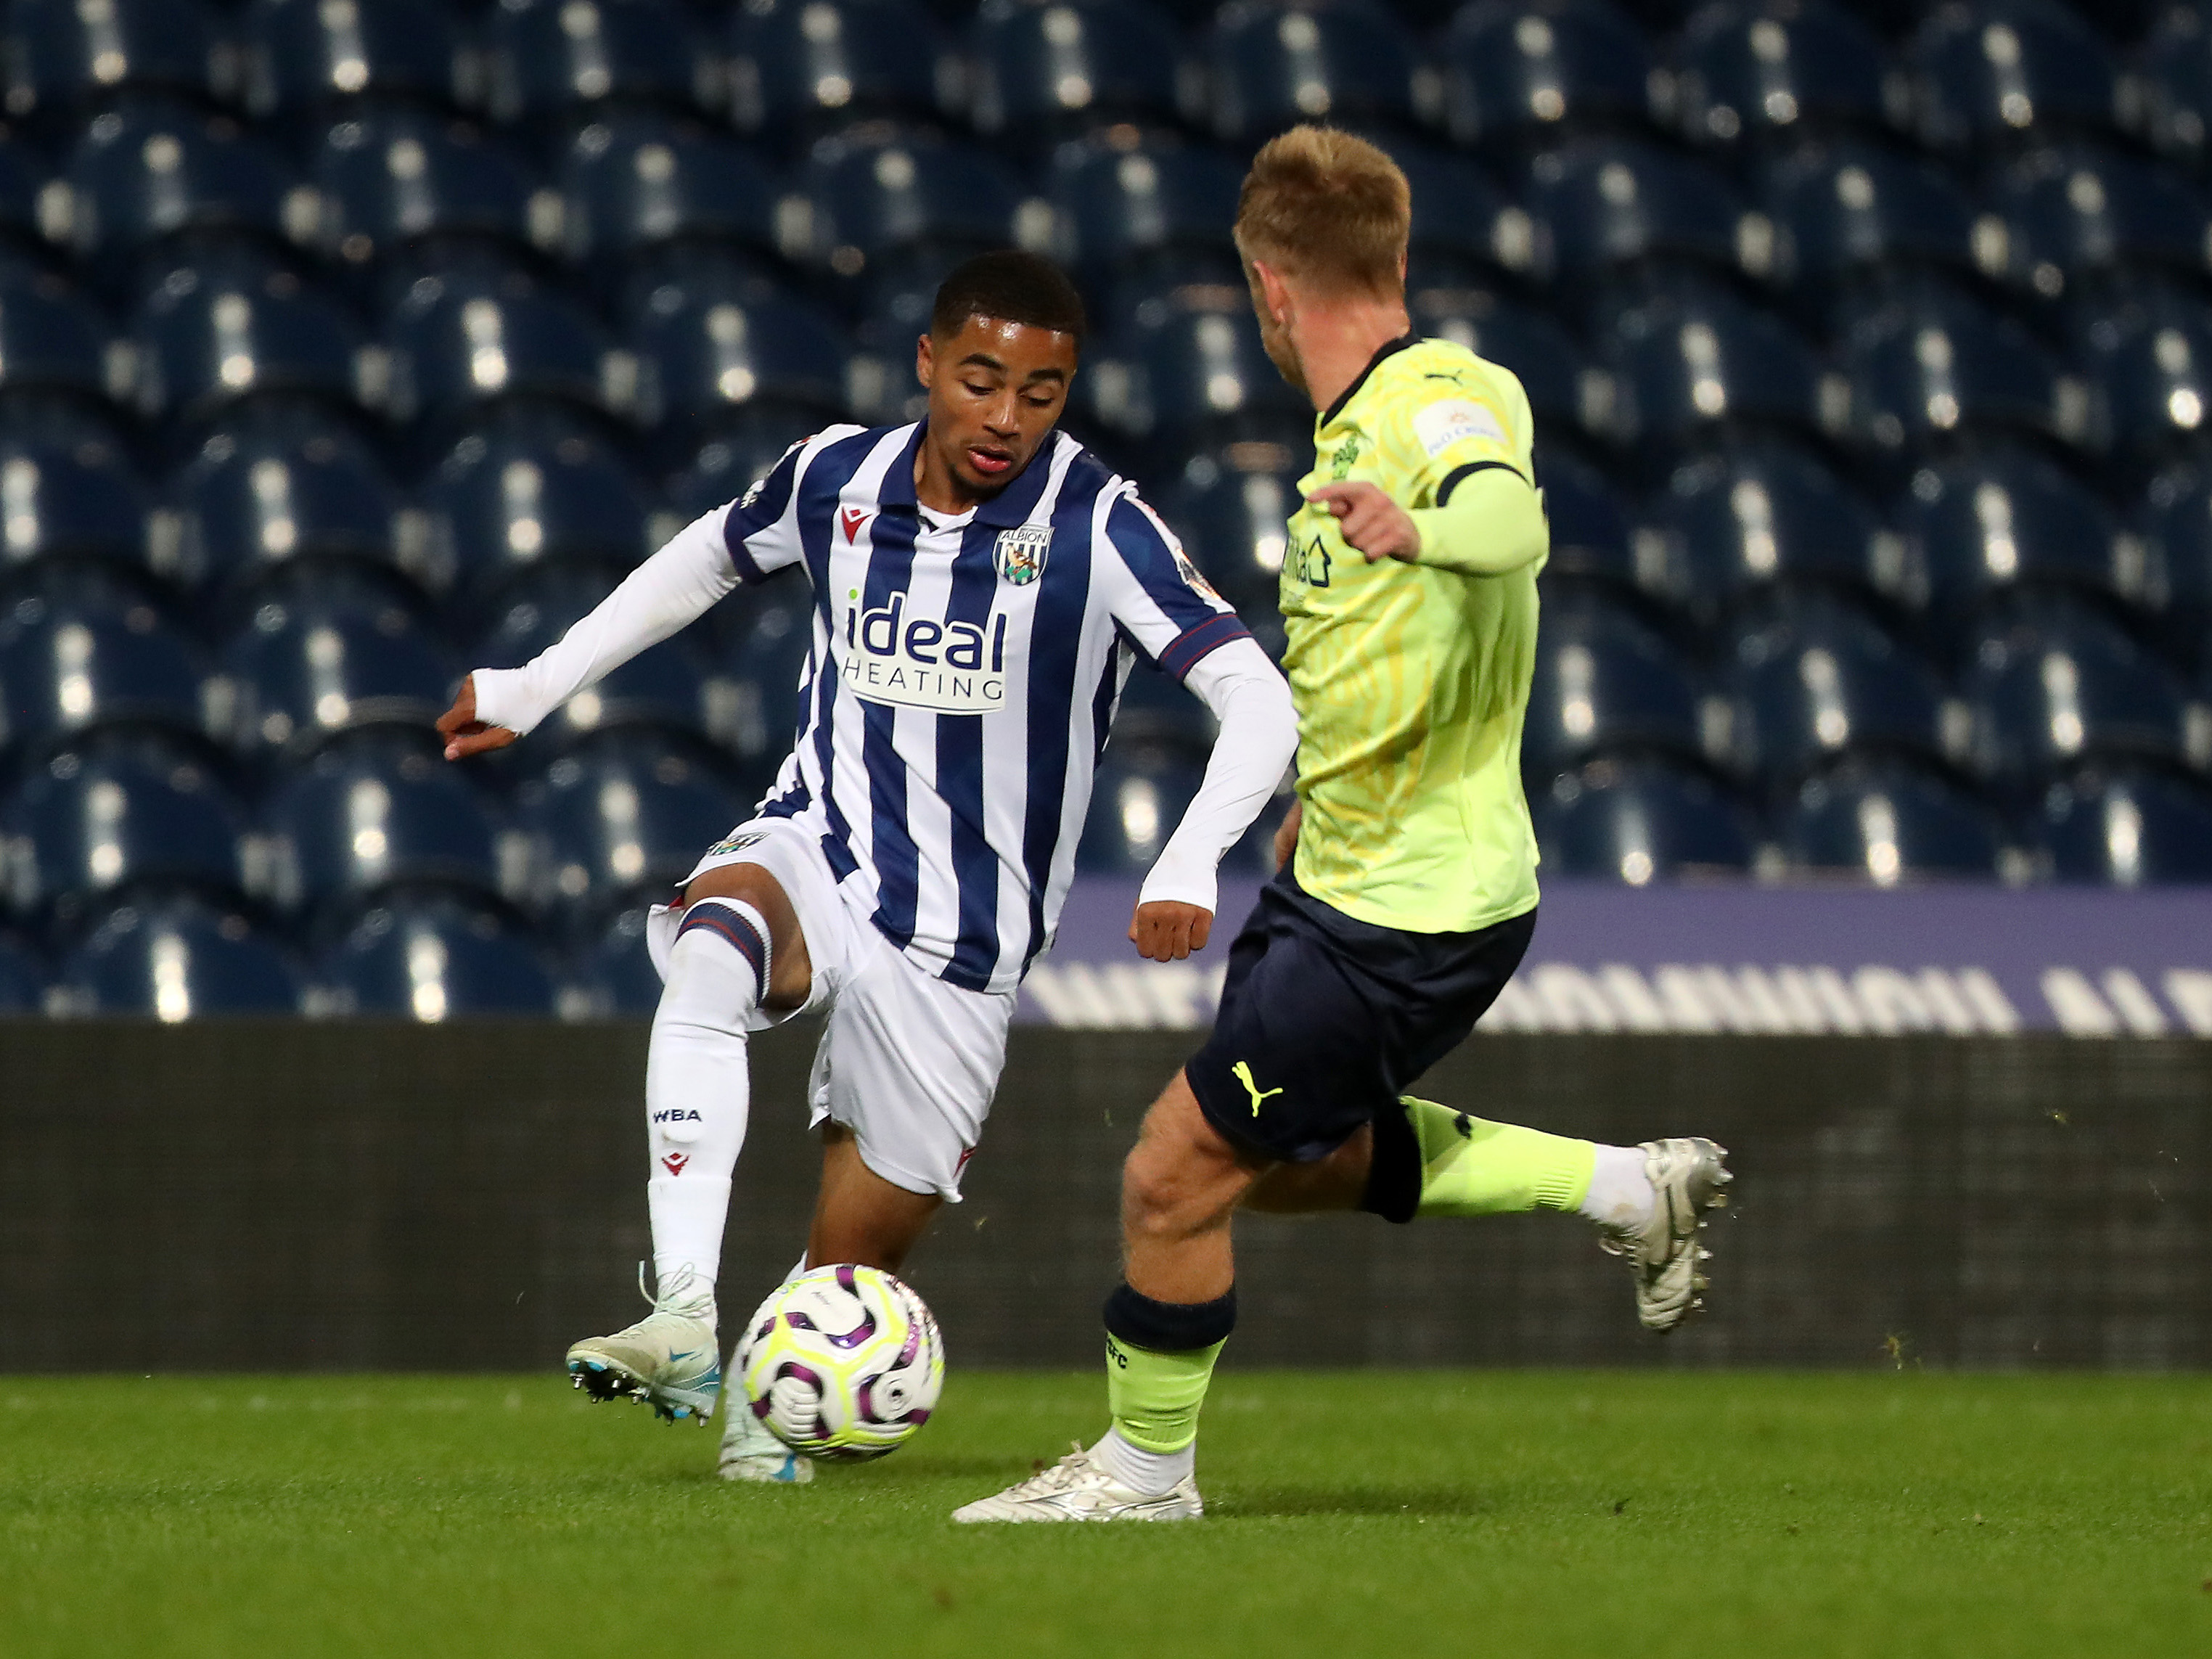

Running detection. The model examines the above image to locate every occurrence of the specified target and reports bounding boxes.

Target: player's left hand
[1131,901,1213,962]
[1308,481,1420,564]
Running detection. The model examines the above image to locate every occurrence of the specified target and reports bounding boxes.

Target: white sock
[644,898,771,1307]
[1578,1143,1656,1230]
[1091,1427,1193,1497]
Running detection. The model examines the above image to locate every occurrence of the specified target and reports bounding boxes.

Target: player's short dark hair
[930,250,1087,349]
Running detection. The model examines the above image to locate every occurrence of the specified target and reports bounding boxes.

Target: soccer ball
[736,1264,945,1461]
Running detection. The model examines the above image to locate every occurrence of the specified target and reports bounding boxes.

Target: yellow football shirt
[1279,334,1545,934]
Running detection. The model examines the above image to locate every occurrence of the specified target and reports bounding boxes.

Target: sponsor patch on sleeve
[1412,397,1507,459]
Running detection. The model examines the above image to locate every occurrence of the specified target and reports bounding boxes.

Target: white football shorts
[644,814,1015,1201]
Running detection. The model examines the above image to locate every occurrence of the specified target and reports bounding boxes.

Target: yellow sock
[1401,1097,1595,1218]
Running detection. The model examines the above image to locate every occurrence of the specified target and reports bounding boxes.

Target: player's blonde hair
[1232,125,1410,300]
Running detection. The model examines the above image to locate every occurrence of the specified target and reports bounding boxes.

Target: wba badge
[994,524,1052,586]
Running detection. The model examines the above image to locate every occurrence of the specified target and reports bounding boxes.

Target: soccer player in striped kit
[435,252,1298,1481]
[957,131,1732,1523]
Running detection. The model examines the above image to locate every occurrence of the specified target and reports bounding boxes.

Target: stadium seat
[2129,4,2212,171]
[967,0,1187,138]
[382,261,627,427]
[56,893,303,1016]
[2,732,247,925]
[126,251,372,427]
[1110,654,1217,761]
[317,890,558,1017]
[160,417,408,599]
[625,259,851,439]
[1647,442,1901,617]
[1898,446,2139,620]
[567,904,661,1014]
[308,109,552,269]
[1903,0,2120,153]
[1409,284,1593,441]
[1084,280,1306,449]
[1522,597,1707,779]
[1077,753,1203,874]
[218,569,454,761]
[475,567,708,747]
[1779,757,2007,880]
[795,133,1033,279]
[1438,0,1653,152]
[0,571,208,758]
[512,734,748,934]
[726,0,957,147]
[0,423,152,581]
[1962,599,2191,789]
[1665,0,1898,152]
[1836,280,2082,459]
[1532,446,1641,600]
[1720,591,1953,788]
[1,0,229,131]
[557,116,782,273]
[1160,441,1301,611]
[2037,766,2212,885]
[701,583,817,771]
[663,420,819,533]
[2138,464,2212,671]
[1532,755,1756,881]
[261,729,507,922]
[1522,139,1764,290]
[0,261,123,416]
[1980,144,2212,311]
[1049,135,1245,284]
[2073,286,2212,473]
[1594,279,1832,456]
[239,0,466,120]
[0,147,46,260]
[1758,141,1980,310]
[46,100,302,282]
[0,933,46,1011]
[420,414,655,609]
[481,0,704,127]
[1203,0,1420,144]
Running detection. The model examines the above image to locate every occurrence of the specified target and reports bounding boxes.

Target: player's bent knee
[681,863,811,1008]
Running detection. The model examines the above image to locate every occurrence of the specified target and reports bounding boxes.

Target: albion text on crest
[994,523,1052,586]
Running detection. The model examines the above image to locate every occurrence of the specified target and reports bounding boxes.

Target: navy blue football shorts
[1184,869,1537,1166]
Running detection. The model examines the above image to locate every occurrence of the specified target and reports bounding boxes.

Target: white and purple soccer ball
[735,1264,945,1461]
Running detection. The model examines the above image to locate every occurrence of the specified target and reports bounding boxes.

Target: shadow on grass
[1213,1486,1496,1520]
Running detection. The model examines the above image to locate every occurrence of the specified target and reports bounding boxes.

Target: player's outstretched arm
[1308,470,1546,578]
[1128,636,1299,963]
[436,674,516,761]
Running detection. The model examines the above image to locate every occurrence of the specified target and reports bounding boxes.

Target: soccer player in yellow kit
[957,127,1732,1523]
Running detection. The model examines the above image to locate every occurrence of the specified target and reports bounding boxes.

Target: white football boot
[952,1443,1203,1523]
[565,1266,721,1423]
[717,1401,815,1484]
[1596,1137,1732,1332]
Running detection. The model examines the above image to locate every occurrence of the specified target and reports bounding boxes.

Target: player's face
[916,316,1078,501]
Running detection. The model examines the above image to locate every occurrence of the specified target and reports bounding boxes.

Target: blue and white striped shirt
[716,421,1250,996]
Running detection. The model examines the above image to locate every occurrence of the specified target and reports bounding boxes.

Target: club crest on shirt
[994,523,1052,586]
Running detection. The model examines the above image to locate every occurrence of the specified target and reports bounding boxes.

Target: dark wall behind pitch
[2,1023,2208,1372]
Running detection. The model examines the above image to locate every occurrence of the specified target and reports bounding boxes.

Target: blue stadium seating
[0,261,121,410]
[0,933,46,1009]
[2038,765,2212,885]
[1904,0,2119,155]
[0,570,208,758]
[969,0,1187,138]
[1759,140,1980,309]
[1596,279,1831,458]
[1982,144,2212,311]
[317,890,558,1017]
[0,422,152,581]
[1078,751,1203,874]
[2071,285,2212,473]
[1161,442,1300,611]
[57,893,304,1016]
[127,250,370,428]
[797,131,1031,279]
[1650,442,1898,617]
[1204,0,1421,143]
[3,732,247,927]
[239,0,467,121]
[1899,445,2139,621]
[512,734,748,934]
[1523,597,1707,778]
[382,258,621,427]
[162,417,406,598]
[1523,139,1761,290]
[308,108,549,271]
[571,901,663,1014]
[218,568,454,761]
[1721,589,1953,788]
[1667,1,1898,152]
[1439,0,1653,153]
[557,116,782,274]
[625,258,851,440]
[2139,463,2212,671]
[1051,134,1245,282]
[474,565,708,747]
[2,0,229,131]
[1086,279,1306,448]
[261,729,506,923]
[1962,599,2193,790]
[1533,755,1756,881]
[1837,279,2078,460]
[1382,140,1540,287]
[727,0,957,147]
[1780,756,2007,879]
[482,0,704,128]
[702,581,816,773]
[2131,4,2212,171]
[1531,446,1639,599]
[1411,283,1590,439]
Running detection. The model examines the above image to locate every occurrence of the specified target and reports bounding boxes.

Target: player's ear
[914,332,935,390]
[1252,261,1293,326]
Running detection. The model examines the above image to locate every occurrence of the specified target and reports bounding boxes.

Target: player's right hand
[435,674,518,761]
[1271,800,1301,872]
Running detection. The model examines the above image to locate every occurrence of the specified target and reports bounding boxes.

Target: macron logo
[840,507,872,544]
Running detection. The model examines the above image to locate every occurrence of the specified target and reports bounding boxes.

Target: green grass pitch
[4,1371,2208,1658]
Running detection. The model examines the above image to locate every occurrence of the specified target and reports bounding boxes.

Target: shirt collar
[884,421,1060,528]
[1319,331,1419,427]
